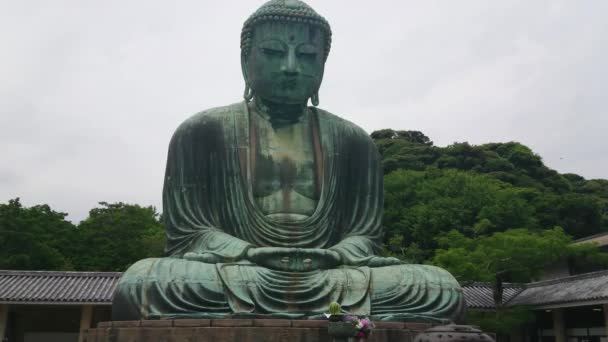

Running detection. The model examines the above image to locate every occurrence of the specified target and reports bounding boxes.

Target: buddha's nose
[281,50,299,76]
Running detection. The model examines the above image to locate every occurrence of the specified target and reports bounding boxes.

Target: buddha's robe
[112,102,465,322]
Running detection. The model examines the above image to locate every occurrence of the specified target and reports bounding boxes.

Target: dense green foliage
[71,202,165,271]
[383,169,537,262]
[432,227,607,289]
[0,199,76,270]
[374,129,608,262]
[0,200,164,271]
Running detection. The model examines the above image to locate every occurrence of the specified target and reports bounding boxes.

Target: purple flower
[343,315,357,322]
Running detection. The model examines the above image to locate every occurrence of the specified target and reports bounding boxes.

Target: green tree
[372,129,608,246]
[437,142,487,171]
[431,228,572,285]
[0,198,75,270]
[71,202,165,271]
[430,228,608,333]
[384,169,537,259]
[431,227,608,333]
[371,129,432,145]
[557,194,602,238]
[371,129,439,174]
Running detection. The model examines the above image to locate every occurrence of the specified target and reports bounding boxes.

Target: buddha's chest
[251,115,318,219]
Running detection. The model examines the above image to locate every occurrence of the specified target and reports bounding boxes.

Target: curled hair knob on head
[240,0,332,61]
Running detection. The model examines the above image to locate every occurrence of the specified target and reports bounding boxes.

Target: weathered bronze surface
[112,0,465,322]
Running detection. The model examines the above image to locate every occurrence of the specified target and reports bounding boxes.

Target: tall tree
[71,202,165,271]
[431,228,572,286]
[383,169,537,261]
[0,198,75,270]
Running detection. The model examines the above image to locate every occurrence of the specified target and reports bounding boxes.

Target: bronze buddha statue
[112,0,465,323]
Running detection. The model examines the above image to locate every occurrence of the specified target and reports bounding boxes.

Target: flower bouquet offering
[345,315,374,339]
[327,302,375,340]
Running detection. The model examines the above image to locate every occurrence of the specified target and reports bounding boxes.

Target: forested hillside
[1,129,607,277]
[373,129,608,262]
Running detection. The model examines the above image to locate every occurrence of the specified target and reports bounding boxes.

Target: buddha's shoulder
[313,107,370,139]
[174,102,243,134]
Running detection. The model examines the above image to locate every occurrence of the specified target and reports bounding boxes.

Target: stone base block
[84,319,432,342]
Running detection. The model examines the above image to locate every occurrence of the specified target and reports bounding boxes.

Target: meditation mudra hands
[245,247,340,271]
[184,246,402,271]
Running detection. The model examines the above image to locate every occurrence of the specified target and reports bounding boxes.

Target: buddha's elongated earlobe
[311,92,319,107]
[244,84,255,102]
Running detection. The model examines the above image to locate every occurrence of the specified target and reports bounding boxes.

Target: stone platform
[83,319,432,342]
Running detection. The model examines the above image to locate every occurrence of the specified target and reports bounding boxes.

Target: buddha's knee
[123,258,161,278]
[370,264,465,321]
[112,258,160,320]
[371,264,461,291]
[412,264,461,287]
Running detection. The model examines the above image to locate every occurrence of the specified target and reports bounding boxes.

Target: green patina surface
[112,0,465,322]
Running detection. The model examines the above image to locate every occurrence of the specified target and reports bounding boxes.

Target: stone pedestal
[83,319,432,342]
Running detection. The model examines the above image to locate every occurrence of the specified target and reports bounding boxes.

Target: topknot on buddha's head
[241,0,332,61]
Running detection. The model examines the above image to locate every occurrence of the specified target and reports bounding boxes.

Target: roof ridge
[525,270,608,288]
[501,287,527,306]
[0,270,123,277]
[460,281,525,288]
[574,231,608,243]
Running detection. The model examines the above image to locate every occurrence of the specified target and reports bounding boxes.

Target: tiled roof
[0,270,121,305]
[507,270,608,308]
[461,282,524,309]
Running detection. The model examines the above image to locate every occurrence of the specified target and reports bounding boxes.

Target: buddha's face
[244,21,326,105]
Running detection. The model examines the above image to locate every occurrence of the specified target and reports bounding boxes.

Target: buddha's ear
[241,53,250,85]
[241,54,254,101]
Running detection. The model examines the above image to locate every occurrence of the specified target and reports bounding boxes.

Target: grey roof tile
[0,270,121,304]
[507,270,608,307]
[461,282,524,309]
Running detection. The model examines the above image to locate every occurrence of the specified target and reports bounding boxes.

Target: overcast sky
[1,0,607,222]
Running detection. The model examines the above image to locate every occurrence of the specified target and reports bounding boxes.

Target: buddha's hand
[183,252,232,263]
[246,247,342,272]
[365,256,403,267]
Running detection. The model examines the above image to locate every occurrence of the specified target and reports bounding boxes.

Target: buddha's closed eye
[261,48,285,57]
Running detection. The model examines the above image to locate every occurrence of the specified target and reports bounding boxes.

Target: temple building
[464,231,608,342]
[0,271,118,342]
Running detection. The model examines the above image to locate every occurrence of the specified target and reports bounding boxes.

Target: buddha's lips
[279,79,298,89]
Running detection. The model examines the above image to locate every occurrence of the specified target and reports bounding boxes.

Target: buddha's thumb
[184,252,222,263]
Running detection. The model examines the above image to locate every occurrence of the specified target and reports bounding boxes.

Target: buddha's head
[241,0,332,107]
